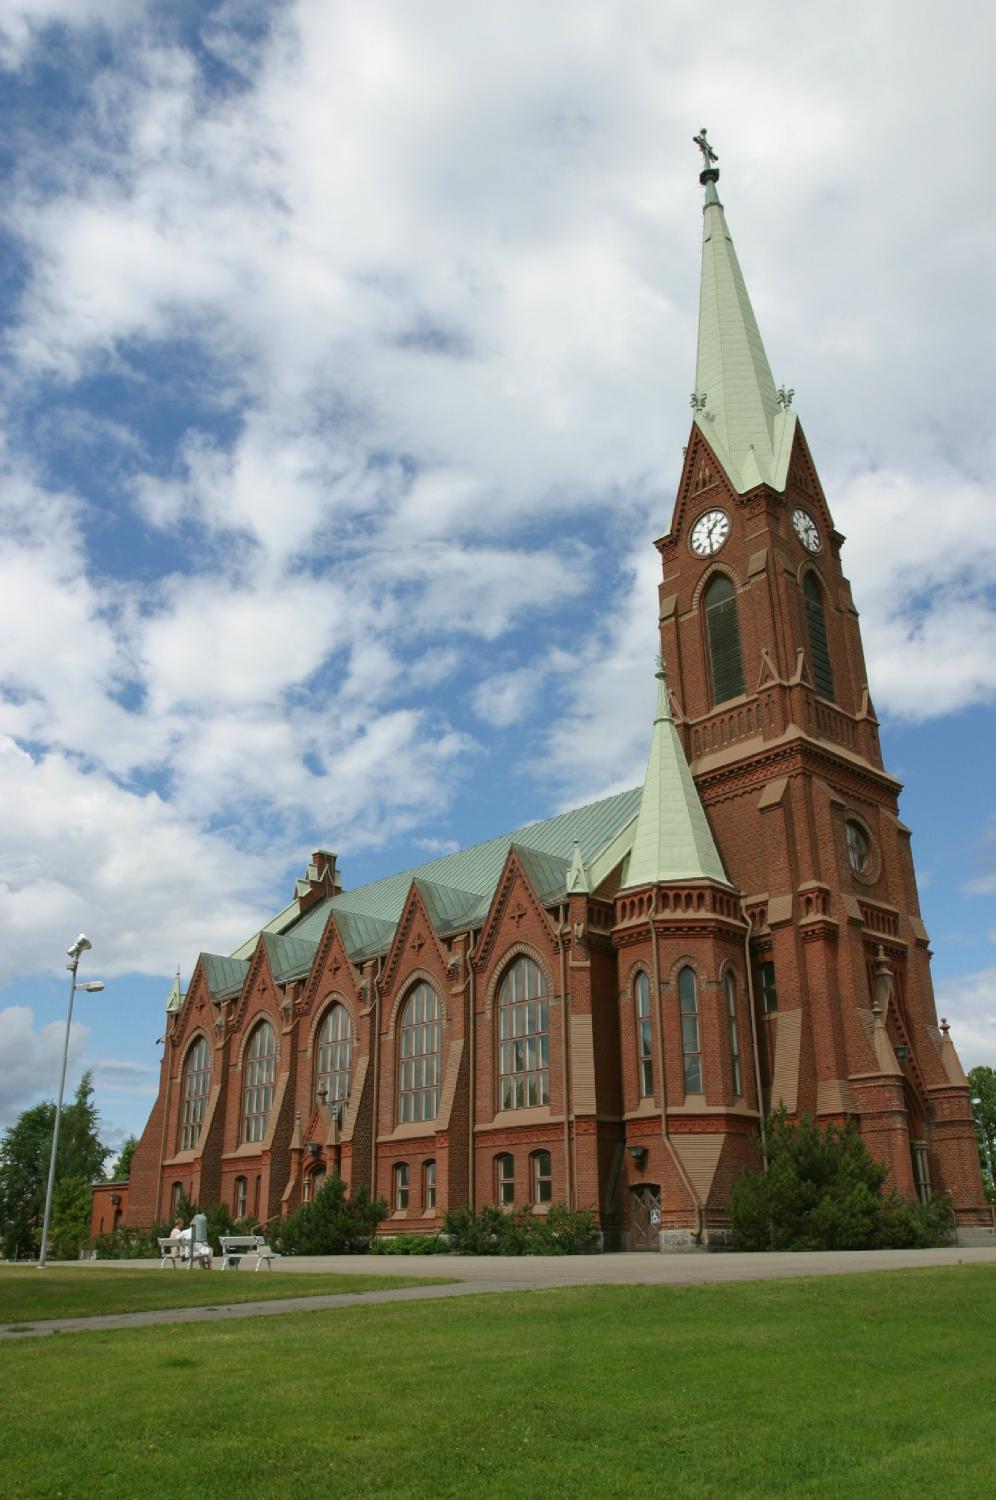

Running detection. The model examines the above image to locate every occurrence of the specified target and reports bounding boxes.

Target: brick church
[96,142,988,1249]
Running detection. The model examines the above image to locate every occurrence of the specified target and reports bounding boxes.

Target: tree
[272,1175,386,1255]
[729,1107,955,1251]
[0,1071,110,1259]
[968,1065,996,1202]
[111,1135,139,1182]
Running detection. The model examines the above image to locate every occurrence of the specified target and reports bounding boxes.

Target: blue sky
[1,0,994,1156]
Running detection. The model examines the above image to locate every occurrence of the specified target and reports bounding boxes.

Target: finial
[940,1017,950,1035]
[776,385,795,410]
[690,391,707,413]
[693,127,719,184]
[655,652,667,681]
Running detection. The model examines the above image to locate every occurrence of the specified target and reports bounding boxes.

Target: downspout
[464,927,478,1211]
[740,900,767,1162]
[557,907,574,1210]
[648,893,704,1242]
[369,956,383,1201]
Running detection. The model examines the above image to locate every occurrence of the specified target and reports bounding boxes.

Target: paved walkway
[5,1244,994,1341]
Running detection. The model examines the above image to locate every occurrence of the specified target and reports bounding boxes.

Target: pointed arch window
[678,966,702,1095]
[496,1153,515,1206]
[398,983,441,1124]
[178,1035,211,1150]
[242,1021,278,1144]
[803,572,835,700]
[704,574,745,704]
[498,956,549,1109]
[635,971,654,1098]
[315,1003,352,1108]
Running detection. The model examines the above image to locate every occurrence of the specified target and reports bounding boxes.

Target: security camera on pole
[37,935,105,1269]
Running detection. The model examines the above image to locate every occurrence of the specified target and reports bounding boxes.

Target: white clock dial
[690,508,730,557]
[792,506,821,553]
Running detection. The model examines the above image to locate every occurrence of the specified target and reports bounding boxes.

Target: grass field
[0,1265,452,1322]
[2,1264,995,1499]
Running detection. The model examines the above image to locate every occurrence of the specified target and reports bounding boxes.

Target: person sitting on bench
[169,1218,212,1268]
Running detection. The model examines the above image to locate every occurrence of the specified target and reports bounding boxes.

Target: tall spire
[690,129,795,494]
[621,659,728,890]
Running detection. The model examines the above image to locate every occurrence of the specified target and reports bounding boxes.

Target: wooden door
[629,1184,662,1250]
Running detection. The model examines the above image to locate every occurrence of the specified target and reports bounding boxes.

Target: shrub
[729,1108,956,1251]
[441,1202,597,1256]
[369,1234,452,1255]
[270,1175,387,1255]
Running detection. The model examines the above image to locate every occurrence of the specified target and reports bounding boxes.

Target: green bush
[270,1175,387,1255]
[442,1202,597,1256]
[369,1233,452,1255]
[729,1108,956,1251]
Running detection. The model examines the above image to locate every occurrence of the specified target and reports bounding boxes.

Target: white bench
[157,1235,211,1269]
[219,1234,277,1271]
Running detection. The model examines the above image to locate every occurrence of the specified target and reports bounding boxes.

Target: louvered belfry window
[803,572,835,700]
[704,574,745,704]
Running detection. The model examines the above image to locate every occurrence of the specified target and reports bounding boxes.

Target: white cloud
[935,968,996,1074]
[0,1005,89,1123]
[472,666,546,728]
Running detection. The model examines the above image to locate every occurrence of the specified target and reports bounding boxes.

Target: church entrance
[629,1184,662,1250]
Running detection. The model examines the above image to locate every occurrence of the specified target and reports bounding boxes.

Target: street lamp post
[37,935,104,1269]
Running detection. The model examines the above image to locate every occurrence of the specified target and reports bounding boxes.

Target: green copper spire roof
[691,134,795,494]
[621,664,728,890]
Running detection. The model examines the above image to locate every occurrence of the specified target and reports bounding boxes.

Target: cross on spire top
[693,127,719,184]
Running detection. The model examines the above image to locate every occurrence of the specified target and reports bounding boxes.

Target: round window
[845,820,870,876]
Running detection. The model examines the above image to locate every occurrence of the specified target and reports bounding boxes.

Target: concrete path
[5,1243,994,1341]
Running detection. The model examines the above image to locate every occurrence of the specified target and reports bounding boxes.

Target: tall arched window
[242,1021,278,1143]
[531,1150,553,1204]
[803,572,835,700]
[398,983,441,1124]
[233,1176,247,1218]
[178,1035,211,1150]
[704,574,745,704]
[498,956,549,1109]
[315,1003,352,1107]
[678,966,702,1095]
[635,971,653,1098]
[725,970,743,1097]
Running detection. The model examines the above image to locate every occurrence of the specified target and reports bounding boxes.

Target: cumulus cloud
[0,1005,89,1123]
[934,968,996,1074]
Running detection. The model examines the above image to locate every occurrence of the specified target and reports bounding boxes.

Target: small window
[234,1176,247,1218]
[170,1181,183,1216]
[704,574,745,704]
[393,1163,410,1212]
[678,966,702,1095]
[423,1160,436,1214]
[531,1150,552,1205]
[912,1143,931,1204]
[635,971,654,1097]
[496,1153,515,1207]
[845,820,870,876]
[803,573,835,700]
[758,961,778,1014]
[726,971,742,1097]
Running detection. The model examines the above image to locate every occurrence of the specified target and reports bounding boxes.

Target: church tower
[653,132,987,1223]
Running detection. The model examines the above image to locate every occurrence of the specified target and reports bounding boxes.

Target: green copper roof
[271,787,643,955]
[621,670,728,890]
[694,179,795,494]
[262,931,319,983]
[201,952,250,1000]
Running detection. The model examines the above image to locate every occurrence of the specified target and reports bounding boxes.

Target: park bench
[157,1236,209,1268]
[219,1234,277,1271]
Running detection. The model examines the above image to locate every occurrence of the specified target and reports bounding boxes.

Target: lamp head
[972,1097,983,1107]
[80,980,104,992]
[67,933,92,959]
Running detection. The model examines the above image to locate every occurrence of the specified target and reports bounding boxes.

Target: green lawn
[2,1265,994,1499]
[0,1265,452,1322]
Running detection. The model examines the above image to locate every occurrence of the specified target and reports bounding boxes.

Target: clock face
[690,508,730,557]
[792,506,821,553]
